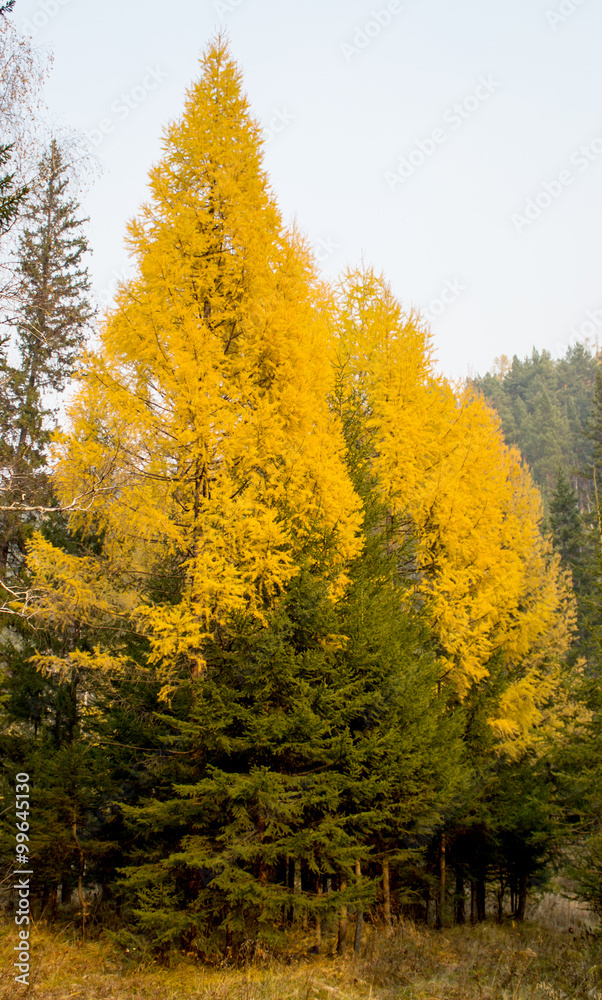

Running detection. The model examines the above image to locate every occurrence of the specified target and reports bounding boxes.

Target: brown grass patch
[2,918,602,1000]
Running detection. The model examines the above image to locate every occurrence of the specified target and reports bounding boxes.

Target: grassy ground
[2,917,602,1000]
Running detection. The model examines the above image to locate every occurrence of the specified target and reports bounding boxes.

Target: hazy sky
[12,0,602,379]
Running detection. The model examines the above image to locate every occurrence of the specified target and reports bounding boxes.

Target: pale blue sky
[13,0,602,379]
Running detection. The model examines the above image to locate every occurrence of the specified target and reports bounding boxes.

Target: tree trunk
[337,877,347,955]
[437,830,446,928]
[455,867,465,925]
[315,875,322,954]
[73,804,87,941]
[256,811,268,887]
[516,870,528,921]
[476,869,486,922]
[354,859,363,955]
[287,857,295,925]
[300,861,308,931]
[497,874,505,924]
[470,878,476,924]
[382,858,391,929]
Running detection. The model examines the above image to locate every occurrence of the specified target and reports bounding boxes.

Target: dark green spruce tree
[588,367,602,488]
[556,367,602,916]
[0,137,93,577]
[549,467,593,646]
[0,138,101,930]
[472,344,597,507]
[116,375,464,960]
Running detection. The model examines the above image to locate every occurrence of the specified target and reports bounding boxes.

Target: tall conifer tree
[0,138,93,576]
[0,137,98,930]
[549,467,593,644]
[25,38,362,695]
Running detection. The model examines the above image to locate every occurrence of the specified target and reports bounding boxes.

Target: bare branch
[0,483,117,513]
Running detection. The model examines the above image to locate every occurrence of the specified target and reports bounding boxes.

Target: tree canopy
[0,34,592,955]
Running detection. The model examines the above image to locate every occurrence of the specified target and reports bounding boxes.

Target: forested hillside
[2,29,602,973]
[472,345,598,506]
[473,346,602,652]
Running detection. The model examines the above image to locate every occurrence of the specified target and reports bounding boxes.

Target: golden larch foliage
[331,268,574,750]
[28,38,362,695]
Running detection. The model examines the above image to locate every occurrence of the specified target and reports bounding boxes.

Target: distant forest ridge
[471,341,599,508]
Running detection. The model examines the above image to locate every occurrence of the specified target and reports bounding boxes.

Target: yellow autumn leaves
[332,268,573,751]
[405,390,565,690]
[25,38,574,741]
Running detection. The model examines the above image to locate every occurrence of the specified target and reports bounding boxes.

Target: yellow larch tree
[331,267,574,751]
[27,37,362,695]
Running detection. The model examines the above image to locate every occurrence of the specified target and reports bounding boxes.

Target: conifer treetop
[31,35,362,695]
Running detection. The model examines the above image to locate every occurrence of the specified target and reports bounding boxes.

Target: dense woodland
[2,18,602,963]
[472,347,598,506]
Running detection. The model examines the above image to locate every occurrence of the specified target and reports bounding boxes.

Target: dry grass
[2,918,602,1000]
[526,890,600,936]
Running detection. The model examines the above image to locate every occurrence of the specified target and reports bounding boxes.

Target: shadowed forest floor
[2,914,602,1000]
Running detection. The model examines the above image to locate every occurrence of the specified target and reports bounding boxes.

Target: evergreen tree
[332,270,575,927]
[0,142,26,235]
[548,367,602,918]
[446,688,564,924]
[550,468,586,565]
[0,139,95,929]
[549,467,592,638]
[588,367,602,488]
[118,574,363,957]
[118,474,461,957]
[472,344,598,508]
[0,138,93,578]
[13,140,92,391]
